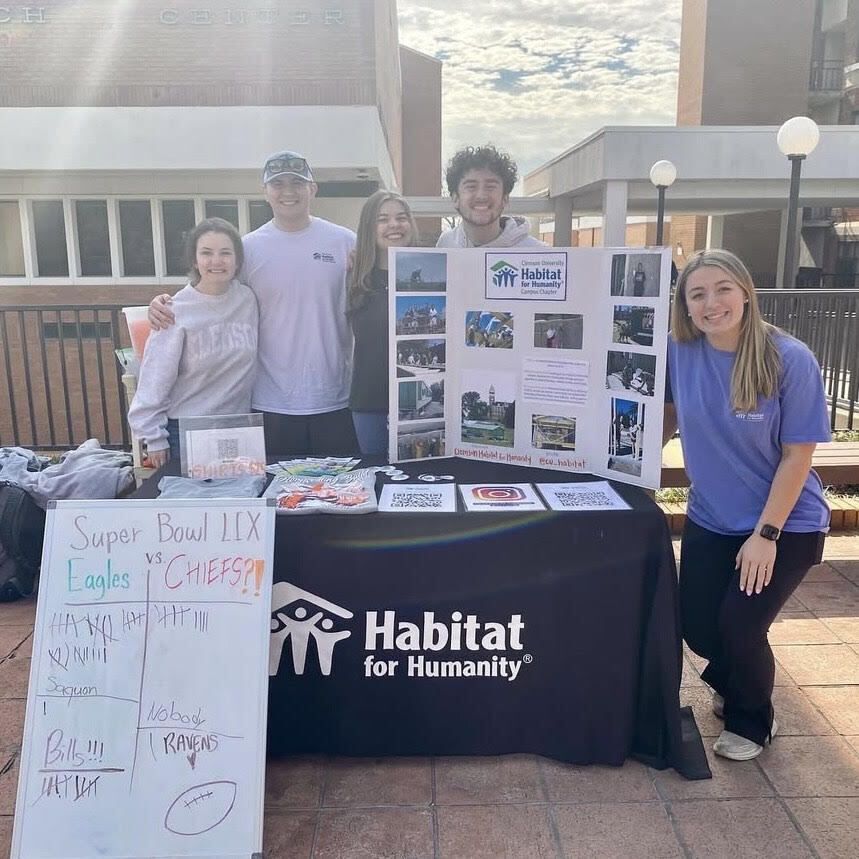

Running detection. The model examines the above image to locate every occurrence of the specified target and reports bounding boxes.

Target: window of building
[0,201,25,276]
[249,200,273,231]
[162,200,196,277]
[119,200,156,276]
[75,200,112,276]
[205,199,239,229]
[32,200,69,276]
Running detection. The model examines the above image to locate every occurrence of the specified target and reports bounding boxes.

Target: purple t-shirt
[668,333,830,535]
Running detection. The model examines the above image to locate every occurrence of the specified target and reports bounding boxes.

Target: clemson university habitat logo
[485,252,567,300]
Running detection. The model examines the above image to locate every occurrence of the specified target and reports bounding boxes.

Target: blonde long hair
[348,191,418,311]
[671,249,781,412]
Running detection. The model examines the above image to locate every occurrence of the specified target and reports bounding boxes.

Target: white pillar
[552,196,574,247]
[705,215,724,249]
[601,181,628,247]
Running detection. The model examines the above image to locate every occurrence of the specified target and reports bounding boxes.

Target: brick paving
[2,533,858,858]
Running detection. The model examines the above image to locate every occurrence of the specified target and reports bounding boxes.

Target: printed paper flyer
[388,247,671,489]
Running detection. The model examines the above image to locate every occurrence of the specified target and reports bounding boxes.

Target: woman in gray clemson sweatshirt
[128,218,258,467]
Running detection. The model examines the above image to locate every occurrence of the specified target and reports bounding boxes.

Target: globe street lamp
[777,116,820,288]
[649,160,677,246]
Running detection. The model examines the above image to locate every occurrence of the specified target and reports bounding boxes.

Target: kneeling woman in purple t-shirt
[664,249,830,761]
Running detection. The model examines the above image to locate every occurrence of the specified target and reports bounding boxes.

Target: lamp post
[649,160,677,246]
[777,116,820,289]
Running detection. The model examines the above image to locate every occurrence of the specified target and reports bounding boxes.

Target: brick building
[529,0,859,285]
[673,0,859,285]
[0,1,442,448]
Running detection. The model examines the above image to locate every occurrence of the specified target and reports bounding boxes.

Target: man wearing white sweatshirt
[150,151,359,456]
[436,145,546,249]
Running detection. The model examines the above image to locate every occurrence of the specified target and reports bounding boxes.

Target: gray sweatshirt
[436,216,546,248]
[128,281,258,451]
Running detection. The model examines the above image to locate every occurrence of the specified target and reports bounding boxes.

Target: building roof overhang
[0,105,397,190]
[523,125,859,215]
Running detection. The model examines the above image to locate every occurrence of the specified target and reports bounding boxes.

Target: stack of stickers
[266,457,362,478]
[264,468,378,514]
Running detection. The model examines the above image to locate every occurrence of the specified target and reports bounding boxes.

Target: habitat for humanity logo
[269,582,352,676]
[269,582,531,682]
[490,260,518,289]
[485,252,568,301]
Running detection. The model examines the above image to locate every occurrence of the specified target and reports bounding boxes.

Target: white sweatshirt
[242,217,356,415]
[128,281,258,451]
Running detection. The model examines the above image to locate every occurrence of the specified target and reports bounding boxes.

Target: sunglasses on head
[266,157,308,173]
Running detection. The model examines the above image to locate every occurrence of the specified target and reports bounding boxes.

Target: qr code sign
[555,490,615,508]
[391,491,444,509]
[217,437,239,460]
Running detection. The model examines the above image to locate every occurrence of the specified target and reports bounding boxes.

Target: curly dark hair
[445,144,518,197]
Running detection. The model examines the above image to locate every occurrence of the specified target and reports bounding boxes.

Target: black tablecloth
[137,458,710,779]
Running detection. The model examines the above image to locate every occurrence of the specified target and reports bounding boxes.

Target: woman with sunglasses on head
[664,249,830,761]
[347,190,419,457]
[128,218,258,467]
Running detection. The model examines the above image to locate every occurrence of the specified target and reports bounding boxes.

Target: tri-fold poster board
[389,246,671,489]
[11,498,275,859]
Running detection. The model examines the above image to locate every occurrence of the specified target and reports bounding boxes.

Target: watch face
[760,524,780,541]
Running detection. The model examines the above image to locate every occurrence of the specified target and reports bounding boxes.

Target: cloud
[398,0,681,179]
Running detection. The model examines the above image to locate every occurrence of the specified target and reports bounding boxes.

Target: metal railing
[809,59,845,91]
[0,306,131,450]
[758,289,859,430]
[1,292,857,451]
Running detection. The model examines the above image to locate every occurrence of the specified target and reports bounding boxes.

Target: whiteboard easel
[11,499,275,859]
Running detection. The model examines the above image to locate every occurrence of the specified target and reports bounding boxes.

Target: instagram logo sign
[472,486,527,502]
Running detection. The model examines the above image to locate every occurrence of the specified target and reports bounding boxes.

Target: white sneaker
[713,719,779,761]
[712,692,724,719]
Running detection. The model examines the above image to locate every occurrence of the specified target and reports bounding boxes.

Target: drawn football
[164,780,237,836]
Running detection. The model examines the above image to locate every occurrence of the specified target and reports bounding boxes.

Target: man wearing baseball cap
[149,150,359,455]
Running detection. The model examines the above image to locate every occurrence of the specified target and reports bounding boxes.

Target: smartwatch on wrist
[758,524,781,542]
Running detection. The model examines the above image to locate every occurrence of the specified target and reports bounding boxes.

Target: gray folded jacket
[157,475,267,499]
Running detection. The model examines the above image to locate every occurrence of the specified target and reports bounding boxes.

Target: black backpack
[0,482,47,602]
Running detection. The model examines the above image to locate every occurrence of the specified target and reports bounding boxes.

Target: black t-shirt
[349,267,389,412]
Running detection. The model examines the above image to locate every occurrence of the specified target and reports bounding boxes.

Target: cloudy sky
[398,0,682,180]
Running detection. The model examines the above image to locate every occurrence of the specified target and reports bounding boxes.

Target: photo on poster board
[395,295,446,336]
[610,253,661,298]
[612,305,654,346]
[605,351,657,397]
[607,397,646,478]
[397,419,446,460]
[533,313,583,349]
[396,339,446,376]
[460,370,516,448]
[398,379,444,421]
[531,414,577,451]
[395,251,447,292]
[465,310,514,349]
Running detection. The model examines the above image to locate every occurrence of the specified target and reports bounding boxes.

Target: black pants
[259,408,360,457]
[679,518,825,745]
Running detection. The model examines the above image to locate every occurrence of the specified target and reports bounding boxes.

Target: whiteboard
[11,498,275,859]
